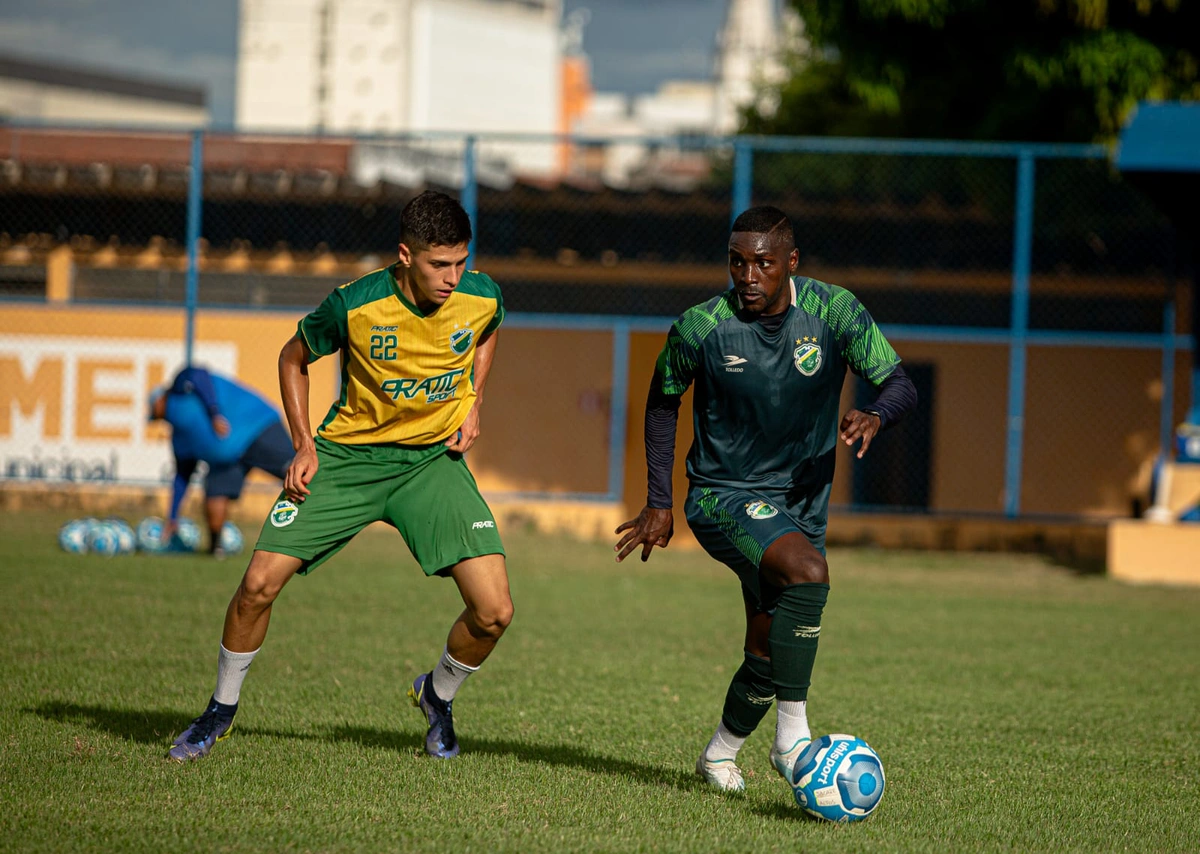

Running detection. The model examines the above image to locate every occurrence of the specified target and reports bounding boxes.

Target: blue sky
[0,0,729,126]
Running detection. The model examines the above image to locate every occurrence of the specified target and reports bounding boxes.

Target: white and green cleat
[769,737,812,785]
[695,750,746,793]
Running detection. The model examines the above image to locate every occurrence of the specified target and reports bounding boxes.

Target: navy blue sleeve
[645,373,682,509]
[172,367,221,418]
[863,365,918,430]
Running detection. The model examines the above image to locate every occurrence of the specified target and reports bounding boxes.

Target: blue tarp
[1116,101,1200,173]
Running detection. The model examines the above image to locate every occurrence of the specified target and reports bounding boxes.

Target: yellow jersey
[298,264,504,445]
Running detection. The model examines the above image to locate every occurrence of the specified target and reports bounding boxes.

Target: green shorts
[254,437,504,576]
[684,483,830,609]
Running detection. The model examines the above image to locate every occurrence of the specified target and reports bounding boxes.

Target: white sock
[429,647,478,702]
[213,644,258,706]
[774,700,810,753]
[704,722,748,763]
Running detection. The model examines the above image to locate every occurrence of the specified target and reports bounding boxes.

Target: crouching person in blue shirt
[149,366,294,556]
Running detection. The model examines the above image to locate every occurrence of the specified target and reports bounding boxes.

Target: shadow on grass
[32,700,185,744]
[30,701,699,794]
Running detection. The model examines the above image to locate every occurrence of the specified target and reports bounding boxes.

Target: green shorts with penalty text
[254,436,504,576]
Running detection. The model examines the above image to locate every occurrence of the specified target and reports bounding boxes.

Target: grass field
[2,511,1197,853]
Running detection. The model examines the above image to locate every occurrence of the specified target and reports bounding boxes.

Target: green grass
[1,512,1197,853]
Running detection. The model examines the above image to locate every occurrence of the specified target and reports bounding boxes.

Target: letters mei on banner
[0,335,237,484]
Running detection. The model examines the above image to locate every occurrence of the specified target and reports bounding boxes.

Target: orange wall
[0,304,612,496]
[1021,346,1164,516]
[469,328,613,494]
[619,331,1171,524]
[0,304,1182,519]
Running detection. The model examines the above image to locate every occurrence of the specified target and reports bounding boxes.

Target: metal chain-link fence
[0,126,1189,519]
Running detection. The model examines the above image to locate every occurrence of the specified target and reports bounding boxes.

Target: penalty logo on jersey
[794,341,823,376]
[270,500,299,528]
[745,500,778,519]
[449,327,475,356]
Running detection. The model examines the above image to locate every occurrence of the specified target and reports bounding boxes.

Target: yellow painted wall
[0,303,1181,524]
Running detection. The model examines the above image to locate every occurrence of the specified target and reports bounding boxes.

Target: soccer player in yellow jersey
[169,191,511,762]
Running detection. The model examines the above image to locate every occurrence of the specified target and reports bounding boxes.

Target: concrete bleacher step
[1108,519,1200,586]
[1109,462,1200,587]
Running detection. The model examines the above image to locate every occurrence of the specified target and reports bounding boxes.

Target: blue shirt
[165,371,281,466]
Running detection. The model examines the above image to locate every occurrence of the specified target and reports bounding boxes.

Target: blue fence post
[1161,299,1177,455]
[731,138,753,227]
[1004,150,1035,518]
[607,322,631,503]
[462,135,478,269]
[183,129,204,366]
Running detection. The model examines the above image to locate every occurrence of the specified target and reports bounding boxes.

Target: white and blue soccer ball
[175,517,202,552]
[137,516,168,552]
[105,518,137,554]
[58,518,92,554]
[85,520,122,557]
[789,734,885,822]
[218,521,244,555]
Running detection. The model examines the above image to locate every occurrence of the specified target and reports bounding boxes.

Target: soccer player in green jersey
[615,206,917,793]
[169,191,512,762]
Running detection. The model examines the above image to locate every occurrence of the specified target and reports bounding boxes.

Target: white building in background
[0,55,208,127]
[712,0,801,134]
[236,0,563,177]
[569,0,803,188]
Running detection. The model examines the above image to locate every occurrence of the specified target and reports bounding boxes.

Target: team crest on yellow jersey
[449,327,475,355]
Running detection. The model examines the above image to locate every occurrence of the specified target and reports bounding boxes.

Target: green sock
[720,651,775,737]
[768,583,830,702]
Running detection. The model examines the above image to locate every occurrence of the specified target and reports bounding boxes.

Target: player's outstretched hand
[445,404,481,453]
[839,409,881,459]
[284,445,318,502]
[614,506,674,563]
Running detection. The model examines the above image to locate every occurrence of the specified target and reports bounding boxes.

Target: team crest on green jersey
[449,327,475,355]
[794,341,822,376]
[745,500,778,519]
[270,499,298,528]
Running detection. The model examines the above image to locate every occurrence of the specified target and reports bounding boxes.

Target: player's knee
[236,570,285,611]
[791,552,829,585]
[768,551,829,586]
[471,599,514,640]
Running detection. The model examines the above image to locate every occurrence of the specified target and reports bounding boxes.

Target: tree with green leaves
[747,0,1200,141]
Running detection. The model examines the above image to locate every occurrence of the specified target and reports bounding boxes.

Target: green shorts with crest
[254,437,504,576]
[684,483,830,609]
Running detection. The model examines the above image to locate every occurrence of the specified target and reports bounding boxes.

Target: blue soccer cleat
[408,672,459,759]
[168,698,236,762]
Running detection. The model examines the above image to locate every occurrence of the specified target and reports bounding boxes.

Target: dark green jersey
[655,276,901,492]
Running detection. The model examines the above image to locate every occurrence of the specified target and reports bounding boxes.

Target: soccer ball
[58,518,92,554]
[789,734,885,822]
[175,517,202,552]
[137,516,168,552]
[85,520,122,557]
[105,518,137,554]
[218,521,244,555]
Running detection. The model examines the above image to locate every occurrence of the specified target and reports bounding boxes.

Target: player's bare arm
[839,408,882,459]
[614,505,674,563]
[446,329,499,453]
[279,334,317,501]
